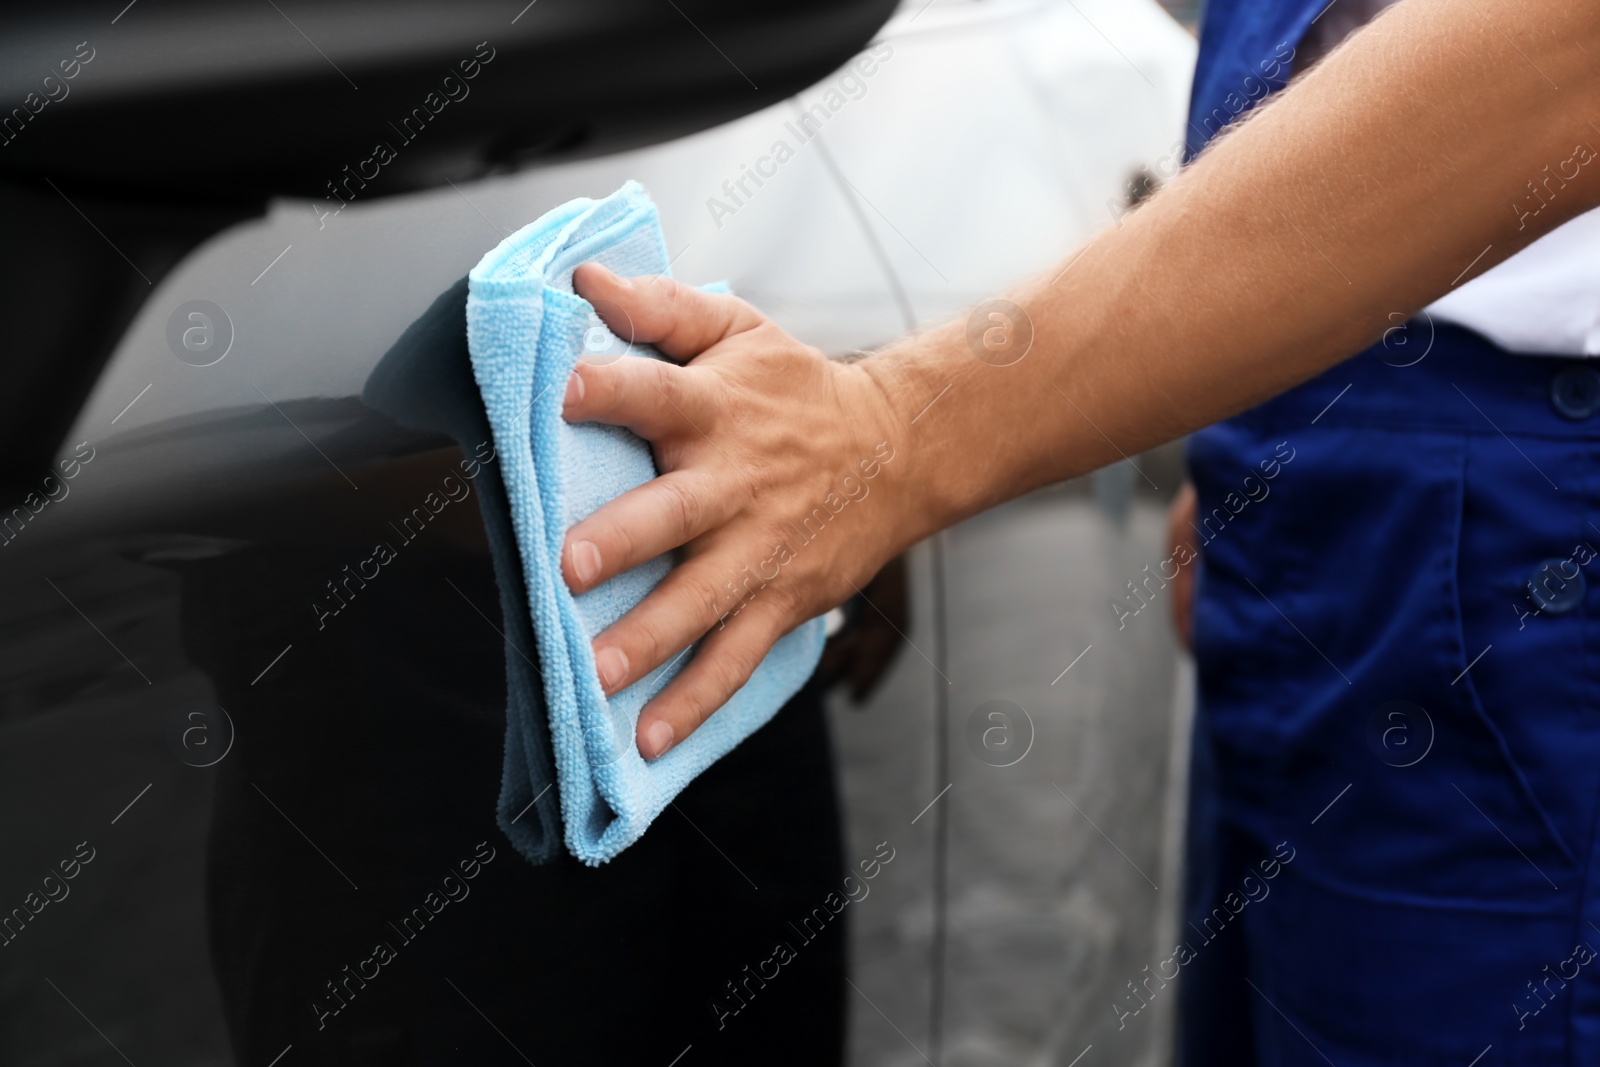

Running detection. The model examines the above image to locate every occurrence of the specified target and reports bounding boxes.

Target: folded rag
[362,276,564,864]
[467,181,826,865]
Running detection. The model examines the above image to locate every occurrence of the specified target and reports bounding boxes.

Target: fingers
[589,559,738,698]
[561,351,739,594]
[564,351,711,438]
[634,600,796,760]
[562,467,733,593]
[572,262,764,362]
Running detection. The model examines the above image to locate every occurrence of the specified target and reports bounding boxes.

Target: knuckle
[621,620,662,671]
[655,439,690,473]
[735,628,771,677]
[685,692,718,732]
[586,362,621,414]
[723,296,760,335]
[660,277,685,313]
[650,359,679,405]
[676,569,728,633]
[762,576,804,619]
[669,689,715,735]
[631,606,685,675]
[607,511,640,572]
[657,475,703,540]
[707,644,758,703]
[624,359,654,408]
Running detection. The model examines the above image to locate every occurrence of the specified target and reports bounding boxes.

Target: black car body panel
[0,3,897,1062]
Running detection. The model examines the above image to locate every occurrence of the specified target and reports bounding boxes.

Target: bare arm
[563,0,1600,758]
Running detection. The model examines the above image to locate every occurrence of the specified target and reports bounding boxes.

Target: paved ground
[828,480,1192,1067]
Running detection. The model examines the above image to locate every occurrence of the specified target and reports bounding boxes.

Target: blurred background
[0,1,1201,1064]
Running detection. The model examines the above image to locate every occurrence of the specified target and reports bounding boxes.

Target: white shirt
[1300,1,1600,357]
[1428,207,1600,357]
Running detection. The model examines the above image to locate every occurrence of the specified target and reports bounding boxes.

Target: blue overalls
[1182,5,1600,1064]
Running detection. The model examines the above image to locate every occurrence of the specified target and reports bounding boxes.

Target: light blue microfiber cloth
[467,181,826,866]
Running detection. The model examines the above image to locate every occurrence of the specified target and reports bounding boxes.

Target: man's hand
[563,263,907,760]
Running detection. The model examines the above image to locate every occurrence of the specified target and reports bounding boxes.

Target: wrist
[853,330,971,550]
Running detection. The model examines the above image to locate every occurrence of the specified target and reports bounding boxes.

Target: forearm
[864,0,1600,545]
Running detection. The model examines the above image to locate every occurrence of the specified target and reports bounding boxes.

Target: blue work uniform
[1182,5,1600,1064]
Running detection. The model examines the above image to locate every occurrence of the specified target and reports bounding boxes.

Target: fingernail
[570,539,601,587]
[564,370,584,411]
[594,645,629,693]
[642,719,674,760]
